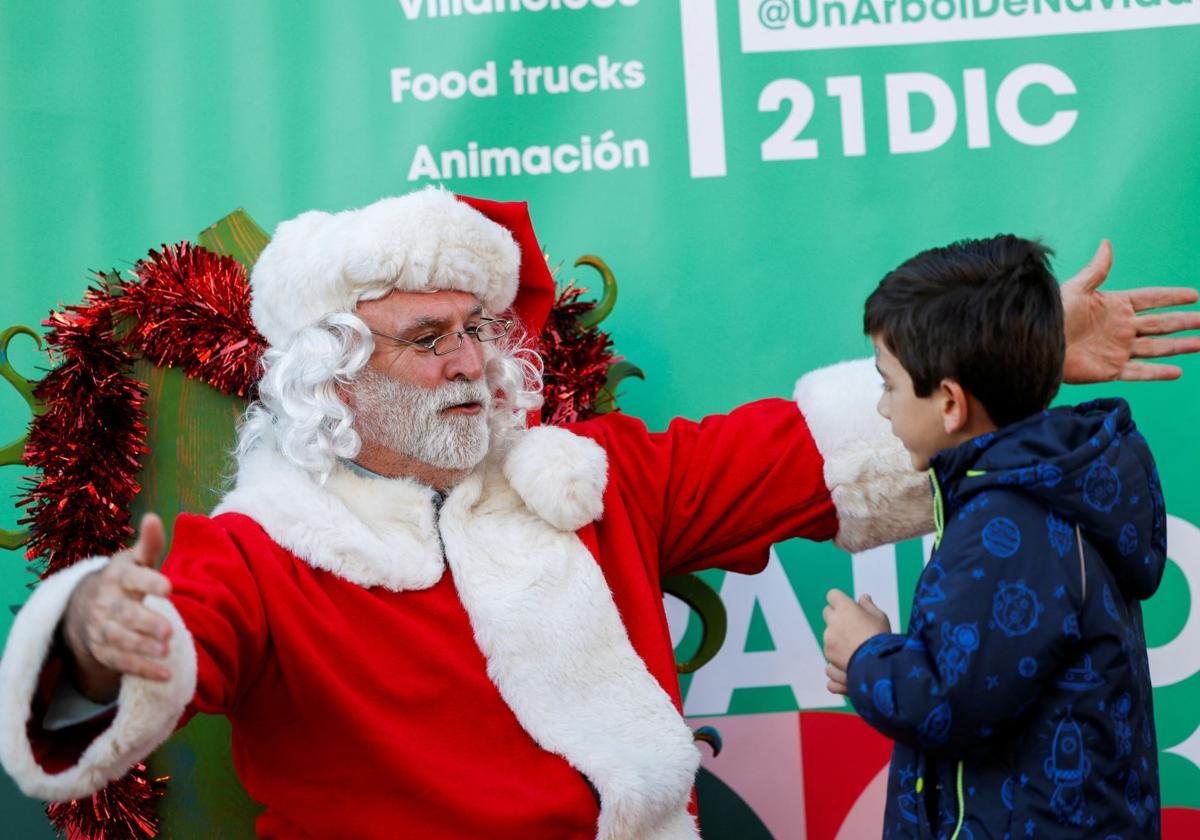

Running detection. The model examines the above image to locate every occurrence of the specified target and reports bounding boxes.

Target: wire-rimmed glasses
[369,317,512,356]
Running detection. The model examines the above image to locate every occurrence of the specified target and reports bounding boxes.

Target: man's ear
[939,379,971,434]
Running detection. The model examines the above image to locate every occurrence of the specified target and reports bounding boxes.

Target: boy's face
[873,336,956,471]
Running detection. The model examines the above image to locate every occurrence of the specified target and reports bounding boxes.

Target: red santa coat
[0,361,932,839]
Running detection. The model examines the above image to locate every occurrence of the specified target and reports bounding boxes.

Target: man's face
[349,290,495,471]
[873,336,952,471]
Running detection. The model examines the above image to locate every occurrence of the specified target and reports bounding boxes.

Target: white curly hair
[235,312,544,482]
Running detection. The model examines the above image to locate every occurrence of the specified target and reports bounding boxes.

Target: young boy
[823,236,1167,839]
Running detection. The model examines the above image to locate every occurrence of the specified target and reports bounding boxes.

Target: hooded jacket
[847,398,1167,839]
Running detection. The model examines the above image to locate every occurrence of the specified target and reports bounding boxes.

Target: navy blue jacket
[847,399,1167,839]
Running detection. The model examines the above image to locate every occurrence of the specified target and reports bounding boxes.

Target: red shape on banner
[1164,806,1200,839]
[800,711,893,840]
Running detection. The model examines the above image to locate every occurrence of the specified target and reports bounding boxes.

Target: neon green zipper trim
[965,469,987,477]
[928,468,946,550]
[949,761,965,840]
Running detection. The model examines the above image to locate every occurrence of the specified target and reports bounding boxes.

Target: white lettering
[995,63,1078,146]
[886,71,957,154]
[963,68,992,148]
[683,551,842,715]
[406,145,441,180]
[1149,515,1200,687]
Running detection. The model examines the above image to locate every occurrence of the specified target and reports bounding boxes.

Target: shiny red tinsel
[18,243,263,840]
[538,282,617,425]
[46,763,167,840]
[112,243,265,398]
[18,289,148,574]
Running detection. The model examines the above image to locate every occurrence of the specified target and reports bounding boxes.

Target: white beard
[352,369,492,471]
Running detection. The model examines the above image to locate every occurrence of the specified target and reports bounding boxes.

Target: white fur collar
[440,465,700,840]
[214,424,610,591]
[214,445,446,591]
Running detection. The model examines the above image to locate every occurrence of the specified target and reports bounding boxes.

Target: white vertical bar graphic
[852,544,902,632]
[679,0,727,178]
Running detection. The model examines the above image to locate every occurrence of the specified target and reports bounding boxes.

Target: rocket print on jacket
[845,399,1166,839]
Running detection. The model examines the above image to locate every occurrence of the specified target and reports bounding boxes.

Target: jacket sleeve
[574,397,839,576]
[0,514,267,802]
[845,490,1083,755]
[571,358,934,575]
[160,513,271,717]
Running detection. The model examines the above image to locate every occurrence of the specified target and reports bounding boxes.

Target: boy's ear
[939,379,971,434]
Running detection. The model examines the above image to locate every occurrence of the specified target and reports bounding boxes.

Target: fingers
[826,588,853,608]
[1126,286,1200,313]
[825,663,849,695]
[858,593,879,612]
[1063,239,1113,295]
[1119,360,1184,382]
[90,608,173,680]
[1130,336,1200,360]
[117,563,172,600]
[63,532,175,685]
[118,598,174,642]
[132,513,166,569]
[85,613,173,681]
[97,648,173,682]
[1133,310,1200,336]
[93,619,169,660]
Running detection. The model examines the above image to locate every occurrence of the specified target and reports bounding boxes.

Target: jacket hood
[930,398,1167,601]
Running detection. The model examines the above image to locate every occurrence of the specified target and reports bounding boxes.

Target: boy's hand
[822,590,892,685]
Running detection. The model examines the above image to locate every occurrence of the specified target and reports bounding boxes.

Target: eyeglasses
[369,317,512,356]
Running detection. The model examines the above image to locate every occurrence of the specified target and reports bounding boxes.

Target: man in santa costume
[0,188,1195,839]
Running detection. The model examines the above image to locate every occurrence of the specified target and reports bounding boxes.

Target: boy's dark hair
[864,235,1064,427]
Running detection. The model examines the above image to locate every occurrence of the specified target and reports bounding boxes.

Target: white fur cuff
[0,558,197,802]
[503,425,607,531]
[794,358,933,553]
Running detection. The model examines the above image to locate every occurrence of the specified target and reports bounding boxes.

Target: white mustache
[434,381,492,411]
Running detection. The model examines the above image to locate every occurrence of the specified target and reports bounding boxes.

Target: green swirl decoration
[0,325,45,550]
[663,572,728,674]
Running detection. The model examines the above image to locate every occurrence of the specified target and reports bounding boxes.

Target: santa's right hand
[62,513,174,694]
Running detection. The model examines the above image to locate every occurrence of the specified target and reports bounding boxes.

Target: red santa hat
[249,186,556,348]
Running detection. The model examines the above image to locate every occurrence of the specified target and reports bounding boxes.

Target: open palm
[1062,240,1200,383]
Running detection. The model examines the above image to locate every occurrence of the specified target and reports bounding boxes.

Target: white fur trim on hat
[250,186,521,348]
[794,358,933,553]
[0,558,198,802]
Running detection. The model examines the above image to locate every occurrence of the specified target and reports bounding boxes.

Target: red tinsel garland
[538,282,617,425]
[19,289,149,575]
[16,243,613,840]
[46,763,168,840]
[18,244,264,840]
[113,243,265,398]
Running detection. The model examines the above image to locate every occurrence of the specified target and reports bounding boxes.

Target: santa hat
[250,186,556,348]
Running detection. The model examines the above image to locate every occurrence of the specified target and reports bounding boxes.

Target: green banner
[2,2,1197,836]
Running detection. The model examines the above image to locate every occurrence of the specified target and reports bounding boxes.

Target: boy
[823,236,1167,839]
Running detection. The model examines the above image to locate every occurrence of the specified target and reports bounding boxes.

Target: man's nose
[445,334,485,381]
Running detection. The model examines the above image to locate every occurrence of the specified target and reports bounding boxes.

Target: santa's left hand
[1062,240,1200,383]
[822,590,892,674]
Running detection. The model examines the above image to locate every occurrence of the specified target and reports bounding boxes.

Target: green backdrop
[2,2,1197,836]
